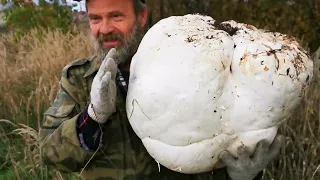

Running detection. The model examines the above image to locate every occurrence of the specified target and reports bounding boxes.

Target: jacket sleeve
[39,61,99,173]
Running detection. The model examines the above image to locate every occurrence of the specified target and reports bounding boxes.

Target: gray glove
[88,48,118,123]
[219,134,284,180]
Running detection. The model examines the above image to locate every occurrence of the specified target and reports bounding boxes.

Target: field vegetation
[0,0,319,179]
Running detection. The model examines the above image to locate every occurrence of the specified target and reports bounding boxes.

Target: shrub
[4,0,73,38]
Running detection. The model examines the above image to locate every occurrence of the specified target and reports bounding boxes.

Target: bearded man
[39,0,284,179]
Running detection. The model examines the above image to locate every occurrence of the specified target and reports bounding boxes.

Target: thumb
[218,150,236,167]
[268,134,285,161]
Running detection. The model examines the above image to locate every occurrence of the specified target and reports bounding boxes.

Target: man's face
[87,0,148,64]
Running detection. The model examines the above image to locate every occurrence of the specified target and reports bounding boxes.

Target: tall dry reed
[263,47,320,180]
[0,27,94,179]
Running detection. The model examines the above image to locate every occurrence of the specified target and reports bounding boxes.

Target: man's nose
[99,19,115,35]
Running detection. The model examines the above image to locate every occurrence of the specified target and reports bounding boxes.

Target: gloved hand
[88,48,118,123]
[219,134,284,180]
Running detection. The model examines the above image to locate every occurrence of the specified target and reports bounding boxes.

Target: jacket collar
[83,55,101,78]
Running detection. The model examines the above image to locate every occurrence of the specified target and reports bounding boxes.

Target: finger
[97,48,117,77]
[267,134,285,161]
[104,57,118,80]
[237,144,250,161]
[102,48,116,67]
[97,57,109,79]
[100,72,112,93]
[252,139,270,163]
[101,72,117,105]
[105,48,117,60]
[218,150,236,167]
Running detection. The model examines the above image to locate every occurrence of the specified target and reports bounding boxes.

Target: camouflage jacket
[39,55,260,180]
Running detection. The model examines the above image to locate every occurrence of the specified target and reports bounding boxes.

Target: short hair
[84,0,146,16]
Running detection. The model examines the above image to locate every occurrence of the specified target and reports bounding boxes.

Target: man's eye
[90,17,101,23]
[92,17,101,20]
[112,14,124,21]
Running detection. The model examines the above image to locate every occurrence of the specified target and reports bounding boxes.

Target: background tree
[147,0,320,53]
[4,0,73,38]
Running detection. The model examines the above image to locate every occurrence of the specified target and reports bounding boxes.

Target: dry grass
[263,47,320,180]
[0,27,319,180]
[0,27,94,179]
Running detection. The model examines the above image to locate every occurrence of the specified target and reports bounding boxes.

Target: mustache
[97,31,124,44]
[90,22,146,64]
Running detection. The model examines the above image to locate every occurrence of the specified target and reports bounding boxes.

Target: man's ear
[139,6,149,27]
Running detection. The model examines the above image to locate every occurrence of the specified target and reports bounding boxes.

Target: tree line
[147,0,320,53]
[1,0,319,53]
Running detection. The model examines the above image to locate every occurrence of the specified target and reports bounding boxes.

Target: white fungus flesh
[125,14,314,174]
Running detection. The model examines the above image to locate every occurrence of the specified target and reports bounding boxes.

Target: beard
[90,20,146,65]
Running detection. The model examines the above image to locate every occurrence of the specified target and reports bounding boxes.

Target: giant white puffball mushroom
[125,14,314,174]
